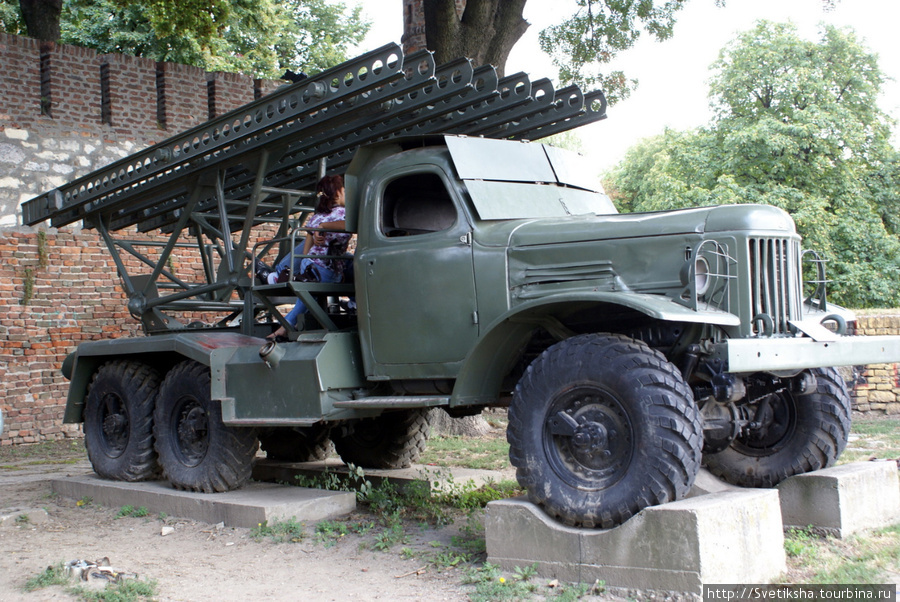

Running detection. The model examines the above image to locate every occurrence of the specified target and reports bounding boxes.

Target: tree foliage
[423,0,701,103]
[539,0,698,102]
[606,21,900,308]
[1,0,369,77]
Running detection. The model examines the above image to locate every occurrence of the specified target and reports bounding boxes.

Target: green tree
[1,0,369,77]
[423,0,700,103]
[607,21,900,308]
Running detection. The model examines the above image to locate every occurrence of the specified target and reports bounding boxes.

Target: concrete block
[687,468,744,497]
[51,474,356,528]
[485,490,785,595]
[253,459,513,494]
[778,461,900,538]
[0,507,50,528]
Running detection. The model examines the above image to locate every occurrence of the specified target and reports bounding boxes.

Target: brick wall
[0,32,279,227]
[849,316,900,414]
[0,225,237,446]
[0,32,284,445]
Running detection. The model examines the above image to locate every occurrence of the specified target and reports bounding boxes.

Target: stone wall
[0,32,280,227]
[0,32,282,445]
[850,316,900,414]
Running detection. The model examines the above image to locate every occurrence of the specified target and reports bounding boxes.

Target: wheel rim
[172,396,209,466]
[98,392,129,458]
[732,390,797,456]
[349,419,385,448]
[543,385,634,490]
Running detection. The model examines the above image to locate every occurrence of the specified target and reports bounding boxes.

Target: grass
[462,562,602,601]
[0,439,85,464]
[24,563,69,591]
[250,517,306,543]
[115,505,149,519]
[419,435,511,471]
[70,579,158,602]
[785,523,900,585]
[24,562,157,601]
[840,416,900,464]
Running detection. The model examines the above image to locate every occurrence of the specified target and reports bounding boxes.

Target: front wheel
[507,333,703,529]
[704,367,851,488]
[153,361,258,492]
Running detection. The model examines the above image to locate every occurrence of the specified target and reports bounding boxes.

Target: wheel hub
[176,402,209,464]
[101,413,128,454]
[545,390,633,489]
[99,393,129,457]
[571,421,609,454]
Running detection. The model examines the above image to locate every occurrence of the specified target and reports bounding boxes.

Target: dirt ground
[0,447,490,602]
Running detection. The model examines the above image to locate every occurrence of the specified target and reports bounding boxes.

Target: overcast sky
[358,0,900,171]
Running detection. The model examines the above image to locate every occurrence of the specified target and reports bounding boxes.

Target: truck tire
[333,409,432,469]
[259,425,333,462]
[704,367,851,488]
[508,333,703,529]
[84,361,161,482]
[153,361,258,492]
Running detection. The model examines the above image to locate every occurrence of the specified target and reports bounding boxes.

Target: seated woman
[255,175,351,339]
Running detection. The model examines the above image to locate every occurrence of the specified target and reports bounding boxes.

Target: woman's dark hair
[315,174,344,213]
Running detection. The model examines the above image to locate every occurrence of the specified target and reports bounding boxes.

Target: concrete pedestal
[51,474,356,528]
[778,461,900,537]
[485,489,785,596]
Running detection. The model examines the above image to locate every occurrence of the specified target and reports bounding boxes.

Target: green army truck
[24,45,900,528]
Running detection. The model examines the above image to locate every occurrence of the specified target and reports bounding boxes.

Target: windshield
[465,180,617,220]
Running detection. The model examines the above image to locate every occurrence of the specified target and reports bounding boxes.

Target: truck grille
[748,238,802,335]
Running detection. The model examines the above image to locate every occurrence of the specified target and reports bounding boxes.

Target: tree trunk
[423,0,529,77]
[19,0,63,42]
[427,408,491,437]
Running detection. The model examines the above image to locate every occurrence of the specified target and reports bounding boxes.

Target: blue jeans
[284,259,339,328]
[274,245,305,276]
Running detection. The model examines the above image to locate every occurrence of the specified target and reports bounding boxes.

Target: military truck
[24,44,900,528]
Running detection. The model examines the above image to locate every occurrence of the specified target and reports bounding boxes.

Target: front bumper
[714,335,900,374]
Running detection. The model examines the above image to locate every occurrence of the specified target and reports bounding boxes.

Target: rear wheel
[704,367,851,488]
[259,425,333,462]
[84,361,161,481]
[153,361,258,492]
[333,409,432,469]
[508,333,703,529]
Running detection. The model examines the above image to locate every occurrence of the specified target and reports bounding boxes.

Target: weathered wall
[0,227,216,445]
[0,32,281,445]
[0,33,280,227]
[850,316,900,413]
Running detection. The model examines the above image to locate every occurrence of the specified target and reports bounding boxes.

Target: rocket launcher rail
[23,44,606,232]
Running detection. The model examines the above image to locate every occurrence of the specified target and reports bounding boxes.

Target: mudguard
[450,291,740,406]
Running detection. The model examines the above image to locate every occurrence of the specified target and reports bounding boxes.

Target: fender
[450,291,740,406]
[61,332,264,423]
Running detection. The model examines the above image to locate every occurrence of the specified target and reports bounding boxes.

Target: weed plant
[250,517,305,543]
[24,562,157,601]
[24,563,68,591]
[115,505,149,519]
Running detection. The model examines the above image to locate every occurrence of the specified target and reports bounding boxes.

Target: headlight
[695,256,711,296]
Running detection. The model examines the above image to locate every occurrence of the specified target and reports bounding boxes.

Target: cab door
[357,167,478,370]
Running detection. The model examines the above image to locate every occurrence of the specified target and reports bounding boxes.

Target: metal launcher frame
[22,43,607,337]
